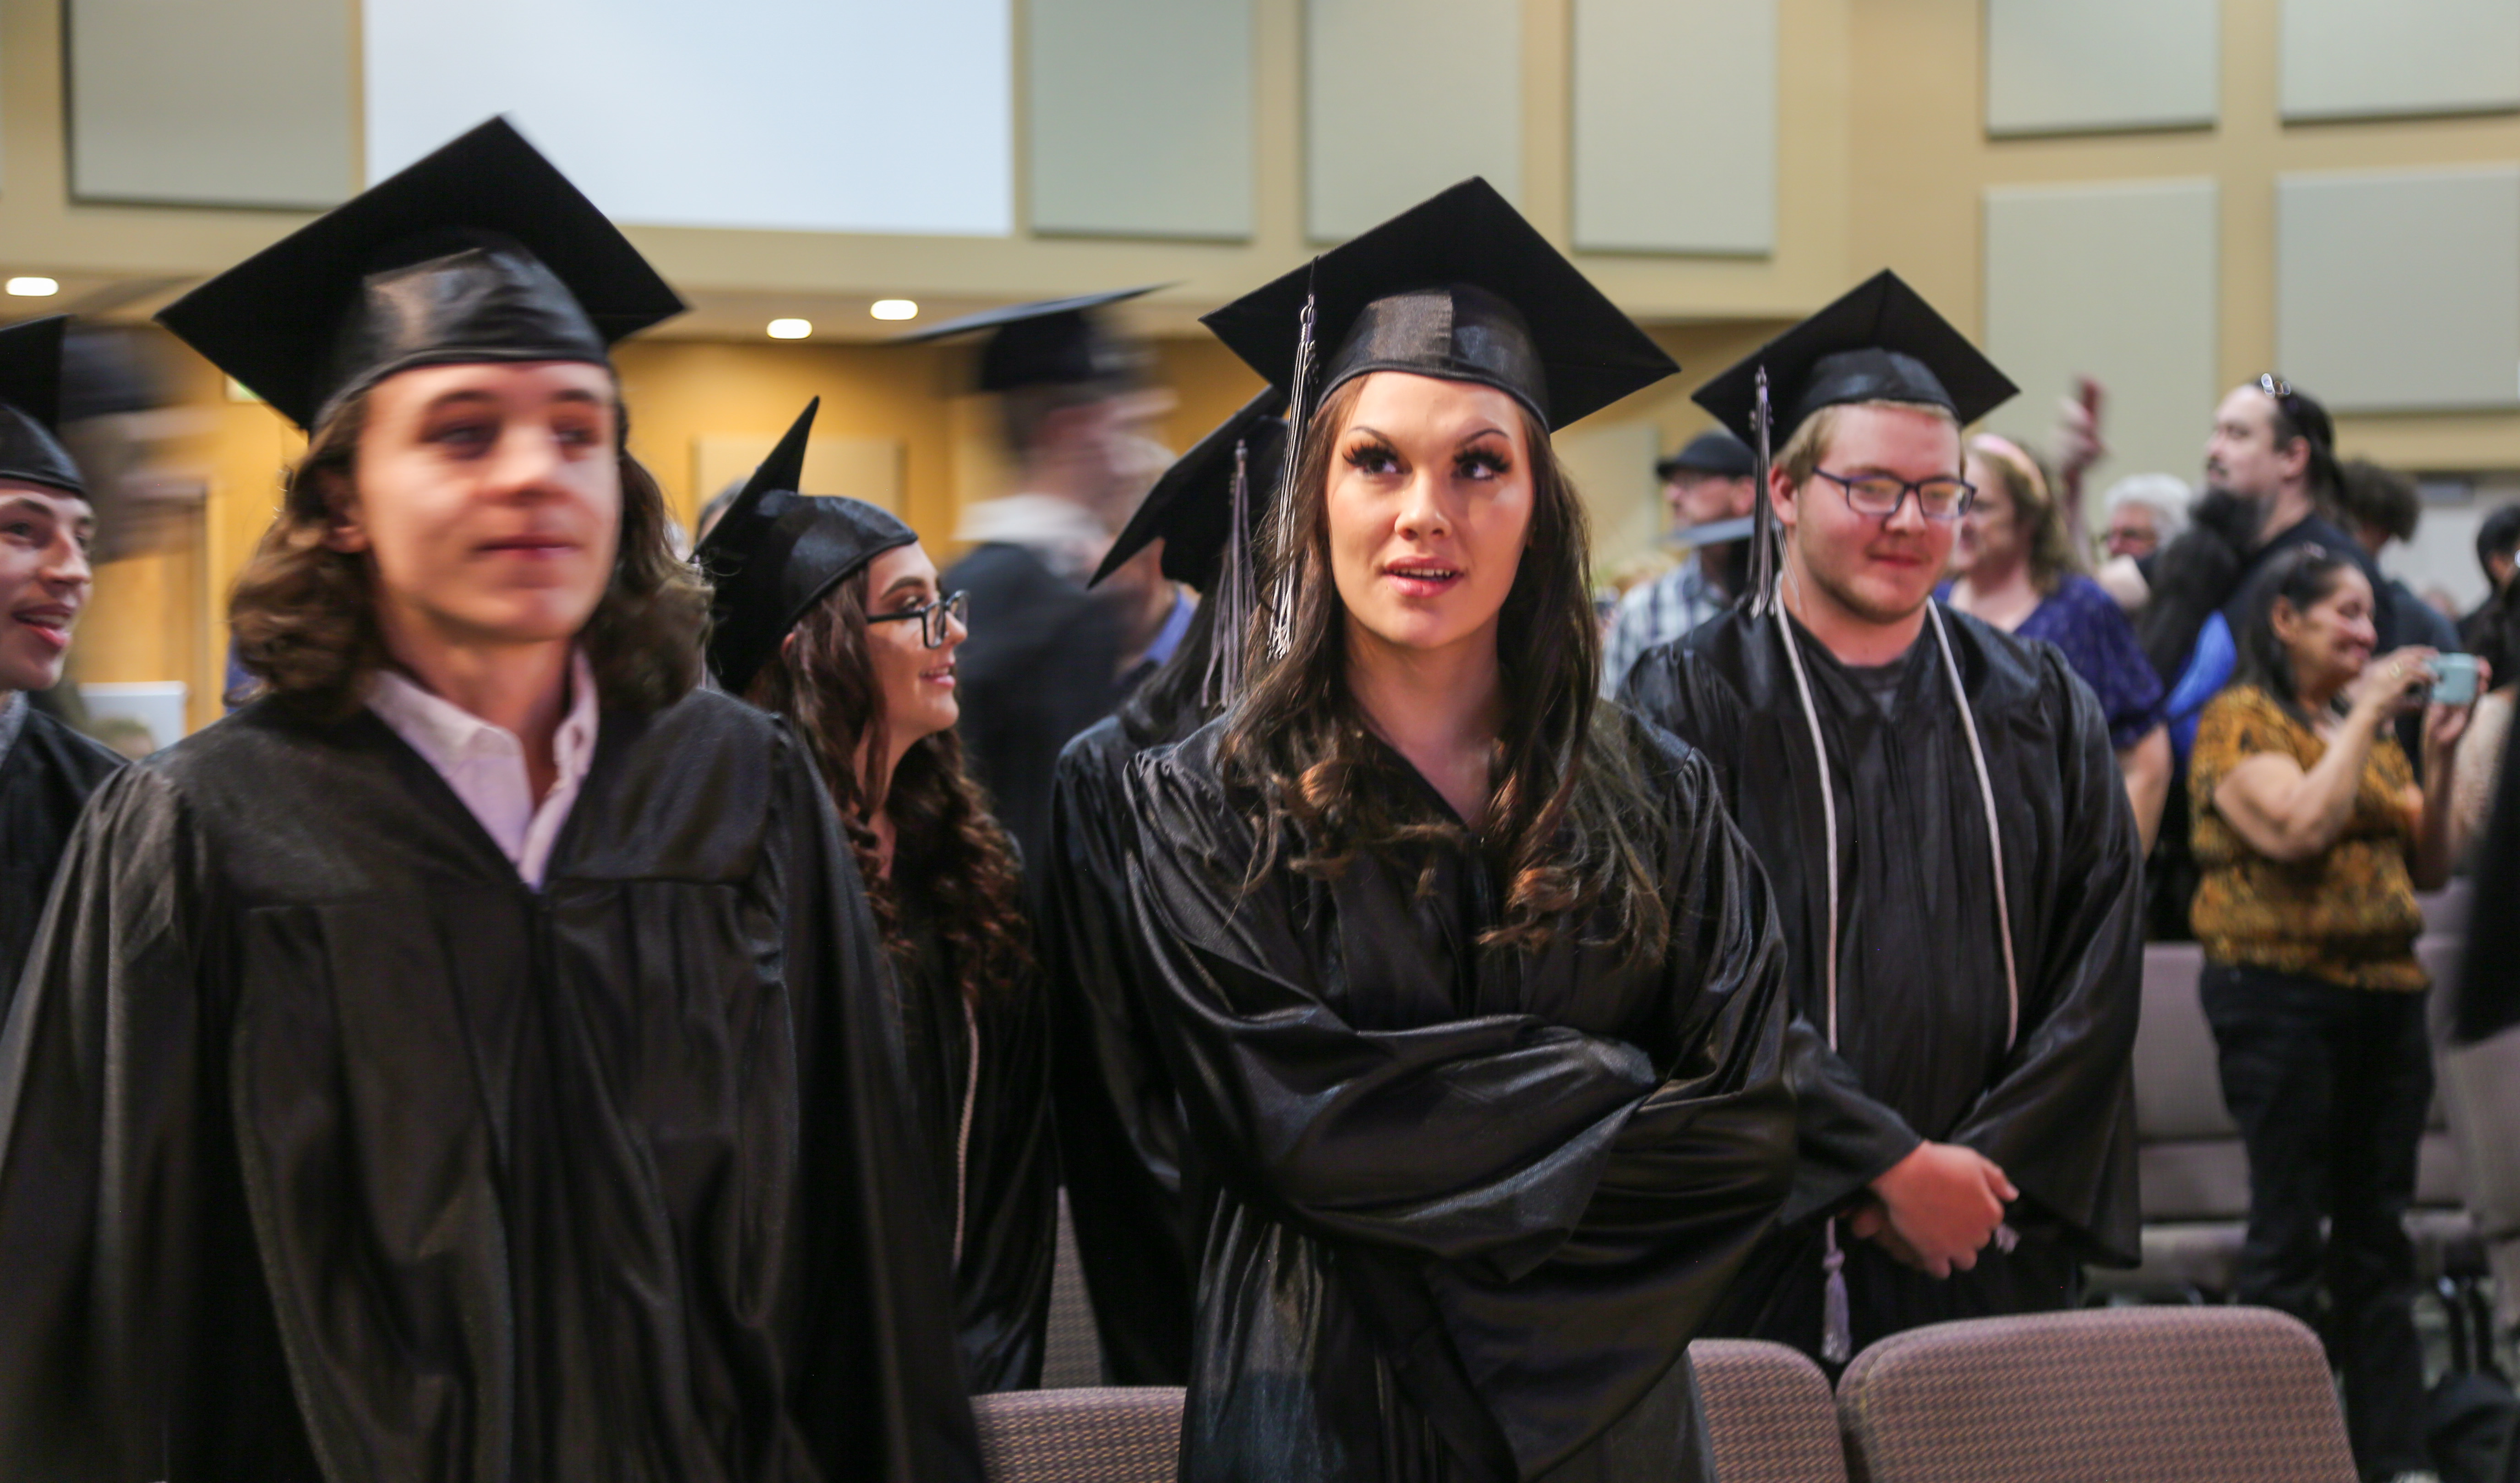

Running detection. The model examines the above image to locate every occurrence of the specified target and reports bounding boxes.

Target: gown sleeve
[0,764,233,1478]
[954,963,1058,1394]
[1943,649,2144,1264]
[1619,643,1925,1226]
[773,731,986,1480]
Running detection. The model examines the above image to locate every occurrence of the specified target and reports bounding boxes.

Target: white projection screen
[362,0,1013,236]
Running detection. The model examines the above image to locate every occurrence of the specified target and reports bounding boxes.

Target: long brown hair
[1216,376,1672,963]
[1968,433,2080,594]
[745,570,1030,1004]
[227,386,707,719]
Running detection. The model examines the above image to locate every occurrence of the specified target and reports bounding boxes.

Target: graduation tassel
[1203,434,1255,711]
[1265,276,1319,664]
[1822,1221,1854,1365]
[1748,366,1778,617]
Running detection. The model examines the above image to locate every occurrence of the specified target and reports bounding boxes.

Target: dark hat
[0,316,83,497]
[695,398,918,695]
[1093,385,1288,592]
[1692,269,2017,450]
[1200,178,1677,432]
[155,116,683,431]
[1655,428,1754,482]
[892,286,1160,393]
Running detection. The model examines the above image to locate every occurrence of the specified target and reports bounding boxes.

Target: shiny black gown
[0,700,122,1011]
[0,690,980,1481]
[1620,605,2143,1356]
[1122,716,1795,1483]
[892,890,1057,1393]
[1042,714,1198,1385]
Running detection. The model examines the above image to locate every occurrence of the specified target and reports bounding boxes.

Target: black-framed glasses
[866,589,968,648]
[1811,468,1975,523]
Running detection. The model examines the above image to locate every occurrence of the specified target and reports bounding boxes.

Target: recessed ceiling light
[767,318,812,340]
[870,299,918,322]
[5,277,59,298]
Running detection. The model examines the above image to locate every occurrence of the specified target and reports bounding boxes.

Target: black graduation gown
[0,690,981,1482]
[1122,718,1796,1483]
[1041,715,1197,1385]
[0,702,123,1013]
[891,890,1058,1394]
[943,542,1123,879]
[1620,605,2142,1359]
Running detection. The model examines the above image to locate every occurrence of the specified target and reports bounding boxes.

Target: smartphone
[2432,653,2480,707]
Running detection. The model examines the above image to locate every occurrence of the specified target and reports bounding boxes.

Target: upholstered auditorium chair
[1834,1307,2356,1483]
[1691,1339,1849,1483]
[972,1387,1184,1483]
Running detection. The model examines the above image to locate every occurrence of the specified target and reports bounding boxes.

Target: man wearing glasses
[1623,273,2142,1367]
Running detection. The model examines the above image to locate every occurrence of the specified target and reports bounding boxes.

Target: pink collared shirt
[367,649,601,889]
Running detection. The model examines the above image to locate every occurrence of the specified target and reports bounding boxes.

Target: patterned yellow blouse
[2189,684,2427,991]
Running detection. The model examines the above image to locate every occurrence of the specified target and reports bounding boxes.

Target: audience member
[699,402,1055,1395]
[2188,545,2476,1483]
[2335,458,2460,652]
[1946,433,2171,848]
[0,122,980,1478]
[1600,427,1756,694]
[0,316,122,1010]
[1624,271,2142,1367]
[2092,471,2194,612]
[1140,179,1795,1483]
[2465,504,2520,661]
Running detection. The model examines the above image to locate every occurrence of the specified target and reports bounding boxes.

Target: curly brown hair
[745,572,1031,1004]
[226,387,708,719]
[1216,376,1674,964]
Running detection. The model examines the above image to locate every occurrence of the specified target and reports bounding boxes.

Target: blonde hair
[1777,399,1961,486]
[1967,432,2080,592]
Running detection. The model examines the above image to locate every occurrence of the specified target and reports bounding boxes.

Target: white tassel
[1822,1221,1853,1365]
[1265,284,1318,663]
[1202,436,1254,711]
[1748,366,1779,618]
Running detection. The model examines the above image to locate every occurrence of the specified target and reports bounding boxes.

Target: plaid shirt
[1600,560,1729,698]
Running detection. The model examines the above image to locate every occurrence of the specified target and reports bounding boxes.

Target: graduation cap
[695,398,918,695]
[155,116,684,431]
[891,286,1160,393]
[1201,178,1678,434]
[1690,269,2018,612]
[1093,385,1287,593]
[0,316,84,497]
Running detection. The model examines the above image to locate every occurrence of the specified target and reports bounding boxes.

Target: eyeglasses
[1811,469,1976,523]
[866,589,968,648]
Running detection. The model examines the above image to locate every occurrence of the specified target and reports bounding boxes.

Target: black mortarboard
[0,317,83,497]
[1691,269,2017,451]
[892,287,1160,393]
[1201,178,1677,432]
[1655,429,1754,482]
[695,398,918,696]
[155,117,683,431]
[1093,386,1288,592]
[1692,270,2017,613]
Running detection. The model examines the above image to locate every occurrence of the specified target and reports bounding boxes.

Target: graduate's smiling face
[333,360,621,656]
[860,541,965,747]
[1324,371,1534,662]
[0,482,93,694]
[1776,402,1962,627]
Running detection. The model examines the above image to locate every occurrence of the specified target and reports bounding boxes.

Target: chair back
[972,1386,1184,1483]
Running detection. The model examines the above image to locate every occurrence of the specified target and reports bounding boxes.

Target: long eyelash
[1459,448,1511,475]
[1344,438,1398,469]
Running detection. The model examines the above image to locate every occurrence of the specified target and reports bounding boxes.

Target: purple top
[1942,574,2166,750]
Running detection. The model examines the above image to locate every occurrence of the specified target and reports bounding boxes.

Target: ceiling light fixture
[870,299,918,322]
[5,277,59,298]
[766,318,813,340]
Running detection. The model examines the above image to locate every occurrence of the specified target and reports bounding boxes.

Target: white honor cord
[954,998,980,1271]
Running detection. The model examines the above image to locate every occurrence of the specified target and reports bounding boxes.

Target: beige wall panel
[67,0,350,207]
[2281,0,2520,121]
[2278,166,2520,413]
[1983,180,2219,497]
[1571,0,1775,254]
[1985,0,2219,136]
[1305,0,1522,241]
[692,436,905,514]
[1553,418,1661,570]
[1031,0,1254,239]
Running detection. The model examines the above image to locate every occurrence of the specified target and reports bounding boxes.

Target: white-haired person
[2094,472,2196,614]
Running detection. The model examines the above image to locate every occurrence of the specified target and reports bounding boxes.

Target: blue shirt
[1940,575,2166,751]
[1602,561,1730,698]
